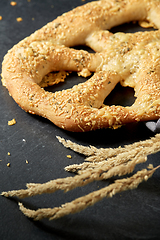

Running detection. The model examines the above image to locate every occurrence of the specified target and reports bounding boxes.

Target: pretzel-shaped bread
[2,0,160,132]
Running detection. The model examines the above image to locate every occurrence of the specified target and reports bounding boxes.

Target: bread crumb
[67,155,72,159]
[8,152,11,156]
[10,1,17,6]
[7,163,11,167]
[26,160,29,164]
[8,118,16,126]
[0,16,2,21]
[147,164,154,169]
[16,17,23,22]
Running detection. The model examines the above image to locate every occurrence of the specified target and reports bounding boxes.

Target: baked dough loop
[2,0,160,132]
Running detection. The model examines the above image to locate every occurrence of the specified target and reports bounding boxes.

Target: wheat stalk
[1,153,148,199]
[2,134,160,221]
[57,134,160,163]
[17,167,158,221]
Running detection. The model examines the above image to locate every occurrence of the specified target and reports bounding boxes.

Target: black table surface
[0,1,160,240]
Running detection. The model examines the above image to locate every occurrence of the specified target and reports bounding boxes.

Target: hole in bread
[41,45,95,91]
[44,72,91,93]
[44,72,136,108]
[73,45,95,53]
[111,21,155,34]
[104,82,136,107]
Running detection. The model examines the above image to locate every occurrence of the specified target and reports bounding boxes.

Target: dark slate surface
[0,1,160,240]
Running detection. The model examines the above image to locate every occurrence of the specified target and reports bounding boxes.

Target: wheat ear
[17,167,158,221]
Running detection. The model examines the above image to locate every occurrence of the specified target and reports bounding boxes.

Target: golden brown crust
[2,0,160,132]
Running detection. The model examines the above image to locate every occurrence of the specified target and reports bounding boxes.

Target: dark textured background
[0,1,160,240]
